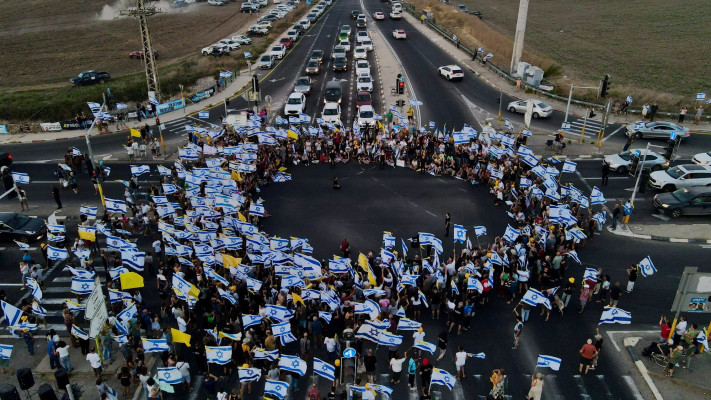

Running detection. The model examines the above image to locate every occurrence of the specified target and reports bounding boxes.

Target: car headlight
[661,204,669,208]
[25,230,35,235]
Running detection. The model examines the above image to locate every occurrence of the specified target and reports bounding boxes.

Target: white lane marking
[575,171,611,215]
[604,125,625,142]
[425,210,437,217]
[581,176,628,180]
[621,375,645,400]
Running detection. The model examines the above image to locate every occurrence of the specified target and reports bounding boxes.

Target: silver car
[604,149,669,173]
[294,76,312,95]
[625,121,690,140]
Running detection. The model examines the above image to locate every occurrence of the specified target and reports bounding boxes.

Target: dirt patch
[0,0,262,91]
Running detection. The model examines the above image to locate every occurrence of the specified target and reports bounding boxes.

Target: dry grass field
[411,0,709,106]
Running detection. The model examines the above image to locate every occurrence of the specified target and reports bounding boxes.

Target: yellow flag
[358,253,377,286]
[77,227,96,242]
[377,121,383,130]
[287,130,299,140]
[171,328,192,347]
[120,272,144,289]
[130,128,141,138]
[237,212,247,222]
[231,170,242,182]
[223,253,241,269]
[278,167,288,172]
[292,292,305,306]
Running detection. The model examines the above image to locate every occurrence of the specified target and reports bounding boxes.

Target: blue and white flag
[400,274,418,286]
[121,251,145,271]
[354,299,380,319]
[264,380,289,399]
[696,330,710,353]
[697,93,707,101]
[503,224,520,243]
[26,278,42,301]
[71,325,89,340]
[583,267,599,282]
[599,307,632,325]
[430,368,456,390]
[265,304,294,321]
[249,203,265,217]
[521,288,551,309]
[279,355,307,376]
[413,340,437,354]
[238,367,262,382]
[32,301,47,317]
[242,314,262,328]
[272,321,295,339]
[453,224,466,243]
[397,318,422,331]
[206,346,232,364]
[356,322,383,343]
[157,367,182,385]
[219,70,233,78]
[317,311,332,324]
[47,245,68,260]
[79,206,98,218]
[467,352,486,359]
[467,276,484,293]
[71,278,94,295]
[313,357,336,380]
[105,198,127,214]
[474,226,487,237]
[536,355,562,371]
[562,160,577,173]
[370,384,393,397]
[253,348,279,361]
[11,172,30,184]
[566,250,581,265]
[142,338,170,353]
[590,186,606,205]
[0,344,12,360]
[130,165,150,176]
[64,300,85,313]
[638,256,656,277]
[1,301,23,327]
[377,331,403,346]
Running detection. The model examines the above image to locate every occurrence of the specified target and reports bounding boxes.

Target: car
[310,49,324,63]
[355,91,372,109]
[286,30,299,42]
[299,19,311,29]
[292,25,304,36]
[358,105,376,128]
[70,70,110,85]
[256,20,273,29]
[321,103,342,124]
[260,14,278,22]
[333,56,348,71]
[258,55,275,69]
[653,188,711,217]
[232,35,252,45]
[357,72,373,92]
[129,50,159,59]
[469,10,483,18]
[340,24,352,36]
[391,2,402,11]
[338,40,351,52]
[0,213,46,243]
[692,151,711,165]
[351,10,361,19]
[0,153,12,168]
[356,18,367,28]
[306,13,317,22]
[247,26,269,36]
[270,44,286,59]
[458,4,468,12]
[294,76,312,95]
[438,64,464,80]
[171,0,187,8]
[649,164,711,191]
[625,121,691,140]
[356,30,370,43]
[279,37,295,49]
[506,99,553,118]
[604,149,669,174]
[355,60,370,76]
[208,0,226,5]
[374,11,385,20]
[305,59,321,74]
[202,46,229,57]
[218,39,241,51]
[269,10,287,18]
[241,2,258,12]
[390,11,402,19]
[332,45,347,59]
[354,46,368,59]
[360,39,374,51]
[392,29,406,39]
[284,92,307,115]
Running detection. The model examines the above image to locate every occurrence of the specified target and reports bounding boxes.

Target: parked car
[649,164,711,191]
[354,46,368,59]
[256,20,273,29]
[333,56,348,71]
[202,46,229,56]
[218,39,241,51]
[692,151,711,165]
[305,59,321,74]
[292,24,304,36]
[247,26,269,36]
[270,44,286,59]
[171,0,188,8]
[392,29,406,39]
[653,188,711,217]
[357,72,373,92]
[458,4,467,12]
[374,11,385,20]
[129,50,159,59]
[232,35,252,45]
[625,121,691,140]
[355,91,372,109]
[436,64,463,81]
[241,2,258,12]
[286,30,299,42]
[279,37,295,49]
[70,70,110,85]
[310,49,324,63]
[0,213,46,243]
[604,149,668,173]
[208,0,227,5]
[284,92,307,115]
[258,55,275,69]
[321,103,342,124]
[299,19,311,29]
[294,76,312,95]
[506,99,553,118]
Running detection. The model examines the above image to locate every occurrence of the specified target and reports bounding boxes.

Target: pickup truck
[70,70,110,85]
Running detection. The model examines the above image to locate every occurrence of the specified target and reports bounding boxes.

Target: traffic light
[599,74,610,97]
[396,74,404,94]
[251,75,260,94]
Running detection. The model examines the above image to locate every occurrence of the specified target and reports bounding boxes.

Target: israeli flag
[242,314,262,328]
[697,330,710,353]
[517,145,534,157]
[279,355,307,376]
[638,256,656,277]
[0,344,12,360]
[467,276,484,293]
[105,198,127,214]
[431,368,456,390]
[64,300,85,313]
[78,206,98,218]
[206,346,232,364]
[32,301,47,317]
[318,311,332,324]
[566,250,582,265]
[253,348,279,361]
[589,186,605,205]
[468,352,486,359]
[249,203,265,217]
[117,302,138,325]
[503,118,514,132]
[356,322,384,343]
[354,299,380,319]
[294,253,322,278]
[397,318,422,331]
[453,132,470,145]
[413,340,437,354]
[121,251,145,271]
[313,357,336,381]
[562,160,577,173]
[129,165,150,177]
[536,355,562,371]
[503,224,520,243]
[568,227,587,241]
[45,245,68,260]
[157,367,182,385]
[697,93,707,101]
[371,385,393,397]
[26,278,42,301]
[377,331,403,346]
[219,70,233,78]
[583,267,599,282]
[473,226,487,237]
[265,304,294,321]
[264,380,289,399]
[521,288,551,309]
[71,325,89,340]
[599,307,632,325]
[0,301,22,327]
[11,172,30,184]
[71,278,94,295]
[238,367,262,382]
[271,321,294,339]
[453,224,466,243]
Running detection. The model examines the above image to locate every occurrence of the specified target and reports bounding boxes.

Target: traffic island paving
[607,224,711,243]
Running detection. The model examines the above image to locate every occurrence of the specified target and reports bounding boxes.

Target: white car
[218,39,241,51]
[604,149,668,173]
[256,21,273,29]
[232,35,252,45]
[299,19,311,29]
[258,55,274,69]
[649,164,711,191]
[692,151,711,165]
[338,40,351,52]
[392,29,406,39]
[270,44,286,59]
[357,72,373,92]
[201,45,215,55]
[321,103,341,124]
[208,0,226,5]
[355,60,370,76]
[284,92,306,115]
[438,64,464,80]
[354,46,368,59]
[392,2,402,11]
[507,99,553,118]
[390,11,402,19]
[374,11,385,20]
[286,30,299,41]
[332,45,347,59]
[358,104,376,128]
[356,31,370,43]
[360,39,373,51]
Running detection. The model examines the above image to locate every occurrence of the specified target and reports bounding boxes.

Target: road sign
[561,122,571,130]
[671,267,711,314]
[524,101,534,128]
[343,348,356,358]
[670,131,678,140]
[85,277,108,338]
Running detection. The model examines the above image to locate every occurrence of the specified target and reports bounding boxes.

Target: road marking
[605,329,658,352]
[604,125,625,142]
[581,176,628,180]
[621,375,645,400]
[651,214,670,222]
[574,171,611,215]
[0,283,23,287]
[700,244,711,249]
[425,210,436,217]
[407,201,418,207]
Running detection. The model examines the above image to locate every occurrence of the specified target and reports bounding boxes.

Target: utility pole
[509,0,530,75]
[121,0,161,101]
[629,141,650,207]
[564,84,599,123]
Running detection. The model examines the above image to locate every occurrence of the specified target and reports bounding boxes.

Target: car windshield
[536,101,551,109]
[357,94,370,101]
[296,78,309,85]
[77,72,85,78]
[335,57,346,63]
[260,56,271,61]
[617,151,632,161]
[360,111,374,118]
[4,214,30,229]
[324,108,338,115]
[357,62,368,68]
[312,51,323,57]
[287,97,302,104]
[666,167,685,179]
[672,189,695,202]
[359,77,370,83]
[308,61,318,67]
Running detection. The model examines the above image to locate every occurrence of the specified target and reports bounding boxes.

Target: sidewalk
[607,224,711,243]
[369,19,409,119]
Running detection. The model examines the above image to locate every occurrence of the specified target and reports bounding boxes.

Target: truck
[70,70,110,85]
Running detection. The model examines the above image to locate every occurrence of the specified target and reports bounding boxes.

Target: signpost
[669,267,711,350]
[524,100,533,128]
[85,277,108,339]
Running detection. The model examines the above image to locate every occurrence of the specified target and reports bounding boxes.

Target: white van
[649,164,711,191]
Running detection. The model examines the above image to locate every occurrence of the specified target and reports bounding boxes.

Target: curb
[606,226,711,244]
[623,337,663,400]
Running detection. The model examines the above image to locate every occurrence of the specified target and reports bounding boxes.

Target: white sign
[40,122,62,132]
[199,111,209,119]
[524,101,534,128]
[85,277,108,338]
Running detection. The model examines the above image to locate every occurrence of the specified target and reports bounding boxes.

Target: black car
[0,213,46,243]
[310,49,324,63]
[208,48,230,57]
[653,188,711,218]
[292,25,304,36]
[356,19,366,28]
[351,10,360,19]
[70,70,110,85]
[333,57,348,71]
